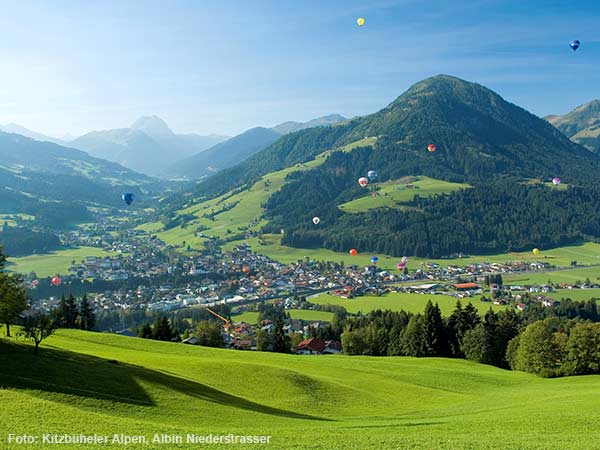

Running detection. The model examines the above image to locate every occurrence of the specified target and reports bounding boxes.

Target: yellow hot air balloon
[532,248,540,256]
[357,17,365,26]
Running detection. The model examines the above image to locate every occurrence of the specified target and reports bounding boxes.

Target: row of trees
[54,294,96,331]
[341,298,600,377]
[508,319,600,377]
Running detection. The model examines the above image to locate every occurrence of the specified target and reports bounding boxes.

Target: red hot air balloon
[358,177,369,187]
[427,143,436,153]
[242,266,250,274]
[51,276,62,286]
[349,248,358,256]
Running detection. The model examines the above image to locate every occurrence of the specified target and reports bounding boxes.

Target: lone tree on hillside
[0,246,29,337]
[22,314,58,354]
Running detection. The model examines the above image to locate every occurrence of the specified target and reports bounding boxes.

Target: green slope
[339,176,470,213]
[144,138,377,249]
[2,330,600,449]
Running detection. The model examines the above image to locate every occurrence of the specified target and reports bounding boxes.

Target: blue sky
[0,0,598,137]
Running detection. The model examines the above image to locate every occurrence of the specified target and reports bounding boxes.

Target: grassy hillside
[145,138,377,249]
[1,330,600,449]
[338,176,470,213]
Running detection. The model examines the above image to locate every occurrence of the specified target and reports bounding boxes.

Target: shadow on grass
[0,340,330,421]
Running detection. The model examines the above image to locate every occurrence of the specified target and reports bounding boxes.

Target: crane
[206,307,231,332]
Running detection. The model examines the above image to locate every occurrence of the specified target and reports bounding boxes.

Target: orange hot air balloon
[242,266,250,274]
[349,248,358,256]
[427,143,437,153]
[51,276,62,286]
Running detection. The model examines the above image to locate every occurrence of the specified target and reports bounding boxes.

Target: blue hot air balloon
[122,193,135,206]
[570,40,580,51]
[367,170,378,180]
[371,256,379,265]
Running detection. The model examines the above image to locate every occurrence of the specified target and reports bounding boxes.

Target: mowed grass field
[338,176,470,213]
[1,330,600,449]
[7,247,119,277]
[310,291,505,316]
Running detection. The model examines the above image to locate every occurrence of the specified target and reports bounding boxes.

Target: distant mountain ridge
[0,123,65,145]
[546,100,600,153]
[165,114,346,178]
[69,117,230,176]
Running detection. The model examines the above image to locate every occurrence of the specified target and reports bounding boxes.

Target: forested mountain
[165,127,282,178]
[166,115,346,179]
[69,116,229,176]
[546,100,600,153]
[0,131,164,228]
[171,75,600,258]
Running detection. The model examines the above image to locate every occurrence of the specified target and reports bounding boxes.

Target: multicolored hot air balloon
[570,40,580,51]
[552,177,561,186]
[349,248,358,256]
[532,248,540,256]
[312,217,321,225]
[367,170,378,180]
[31,279,39,289]
[371,256,379,265]
[51,276,62,286]
[428,143,437,153]
[122,192,135,206]
[358,177,369,187]
[356,17,365,26]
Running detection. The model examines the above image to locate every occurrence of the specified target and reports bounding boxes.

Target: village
[24,224,600,355]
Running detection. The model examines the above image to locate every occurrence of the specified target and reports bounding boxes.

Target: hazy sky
[0,0,599,138]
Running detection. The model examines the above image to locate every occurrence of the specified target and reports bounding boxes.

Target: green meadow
[309,291,505,316]
[338,176,470,213]
[1,330,600,449]
[7,247,119,278]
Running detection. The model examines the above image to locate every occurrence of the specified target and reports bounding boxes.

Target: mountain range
[546,100,600,153]
[164,114,347,178]
[68,116,229,176]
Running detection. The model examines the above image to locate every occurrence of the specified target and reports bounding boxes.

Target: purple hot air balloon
[552,177,561,186]
[397,262,406,270]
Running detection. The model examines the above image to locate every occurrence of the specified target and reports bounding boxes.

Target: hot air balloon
[51,276,62,286]
[242,266,250,274]
[570,40,580,51]
[358,177,369,187]
[428,143,437,153]
[532,248,540,256]
[31,279,39,288]
[401,256,409,264]
[371,256,379,265]
[312,217,321,225]
[396,262,405,270]
[357,17,365,26]
[349,248,358,256]
[122,192,135,206]
[552,177,561,186]
[367,170,378,180]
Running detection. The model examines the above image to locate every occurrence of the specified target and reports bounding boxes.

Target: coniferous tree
[78,294,96,331]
